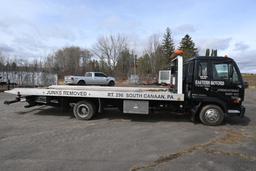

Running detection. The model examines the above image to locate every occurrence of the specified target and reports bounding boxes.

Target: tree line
[1,27,200,80]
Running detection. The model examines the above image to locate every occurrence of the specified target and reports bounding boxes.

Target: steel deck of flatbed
[5,85,184,101]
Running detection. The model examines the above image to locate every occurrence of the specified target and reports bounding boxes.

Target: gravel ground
[0,89,255,171]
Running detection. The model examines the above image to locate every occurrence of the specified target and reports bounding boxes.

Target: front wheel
[73,101,95,120]
[199,105,224,126]
[77,80,86,85]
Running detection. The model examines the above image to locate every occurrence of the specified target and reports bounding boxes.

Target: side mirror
[244,81,249,89]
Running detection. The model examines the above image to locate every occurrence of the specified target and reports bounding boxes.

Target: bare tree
[0,52,5,84]
[93,34,128,74]
[145,34,163,75]
[48,46,92,78]
[0,51,6,71]
[80,49,93,74]
[44,54,56,73]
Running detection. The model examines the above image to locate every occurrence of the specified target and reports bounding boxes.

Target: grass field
[242,74,256,88]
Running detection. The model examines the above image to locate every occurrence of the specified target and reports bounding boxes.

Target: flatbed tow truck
[4,52,245,126]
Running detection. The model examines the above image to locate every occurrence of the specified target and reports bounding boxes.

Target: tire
[78,80,86,85]
[73,101,95,120]
[108,81,115,86]
[199,105,224,126]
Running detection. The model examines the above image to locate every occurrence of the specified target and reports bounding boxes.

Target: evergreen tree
[162,27,175,59]
[179,34,198,59]
[137,53,152,76]
[116,48,133,79]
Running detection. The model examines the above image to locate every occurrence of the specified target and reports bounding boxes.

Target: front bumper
[64,80,76,85]
[227,105,245,118]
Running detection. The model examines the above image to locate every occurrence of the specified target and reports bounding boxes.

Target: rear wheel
[199,105,224,126]
[73,101,95,120]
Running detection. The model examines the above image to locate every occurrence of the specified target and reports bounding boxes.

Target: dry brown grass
[243,74,256,88]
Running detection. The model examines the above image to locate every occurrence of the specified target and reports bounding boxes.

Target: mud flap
[190,103,201,122]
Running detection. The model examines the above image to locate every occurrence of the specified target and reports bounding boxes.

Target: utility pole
[134,54,137,75]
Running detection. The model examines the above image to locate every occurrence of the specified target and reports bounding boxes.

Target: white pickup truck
[64,72,115,86]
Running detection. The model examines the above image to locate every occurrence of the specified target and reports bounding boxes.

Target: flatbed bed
[5,85,184,101]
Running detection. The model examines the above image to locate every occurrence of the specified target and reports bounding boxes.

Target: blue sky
[0,0,256,72]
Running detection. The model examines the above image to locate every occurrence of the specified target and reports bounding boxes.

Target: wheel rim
[77,104,89,118]
[204,108,219,123]
[78,81,85,85]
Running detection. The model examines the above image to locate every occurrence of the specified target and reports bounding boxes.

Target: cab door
[94,73,108,85]
[210,61,244,109]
